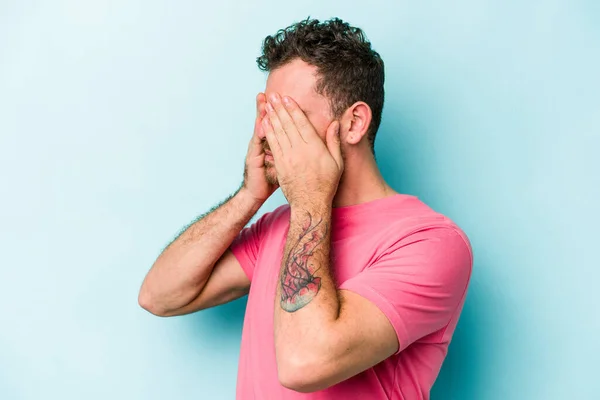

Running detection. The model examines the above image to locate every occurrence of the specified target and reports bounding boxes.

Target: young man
[139,17,472,400]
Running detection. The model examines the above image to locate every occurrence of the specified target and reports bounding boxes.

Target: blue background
[1,1,598,399]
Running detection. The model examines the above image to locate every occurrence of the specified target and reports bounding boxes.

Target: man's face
[259,59,334,185]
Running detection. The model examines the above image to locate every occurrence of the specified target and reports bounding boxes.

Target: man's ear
[341,101,372,145]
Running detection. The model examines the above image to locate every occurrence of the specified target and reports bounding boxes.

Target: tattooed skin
[280,213,328,312]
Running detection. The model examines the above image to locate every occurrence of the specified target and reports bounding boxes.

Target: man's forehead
[264,60,320,113]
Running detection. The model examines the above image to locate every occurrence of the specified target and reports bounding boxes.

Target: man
[139,17,472,400]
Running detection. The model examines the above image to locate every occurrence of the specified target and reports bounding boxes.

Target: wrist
[236,186,266,213]
[290,200,332,218]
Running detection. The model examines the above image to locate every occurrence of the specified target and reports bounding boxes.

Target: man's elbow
[277,355,330,393]
[138,288,170,317]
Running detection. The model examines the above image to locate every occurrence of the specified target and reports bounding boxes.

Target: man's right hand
[242,92,279,203]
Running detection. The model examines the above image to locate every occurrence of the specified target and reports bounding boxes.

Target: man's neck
[332,152,396,208]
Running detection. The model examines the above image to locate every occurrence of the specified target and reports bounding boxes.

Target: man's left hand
[262,93,343,209]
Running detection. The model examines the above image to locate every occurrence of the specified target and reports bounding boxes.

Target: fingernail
[282,96,291,106]
[266,102,274,113]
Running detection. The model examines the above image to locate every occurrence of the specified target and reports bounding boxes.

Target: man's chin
[266,176,278,186]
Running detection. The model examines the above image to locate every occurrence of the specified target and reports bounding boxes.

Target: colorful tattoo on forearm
[279,213,327,312]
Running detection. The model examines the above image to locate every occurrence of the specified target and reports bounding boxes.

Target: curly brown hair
[257,17,385,154]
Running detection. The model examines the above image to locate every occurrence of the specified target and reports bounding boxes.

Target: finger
[268,93,305,145]
[247,124,261,160]
[256,92,266,119]
[281,96,319,141]
[266,101,292,151]
[248,114,264,157]
[249,94,267,157]
[326,120,343,169]
[262,115,283,162]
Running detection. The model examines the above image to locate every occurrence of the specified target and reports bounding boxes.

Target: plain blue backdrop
[0,1,598,399]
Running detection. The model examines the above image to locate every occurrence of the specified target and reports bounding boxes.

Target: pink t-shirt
[230,194,472,400]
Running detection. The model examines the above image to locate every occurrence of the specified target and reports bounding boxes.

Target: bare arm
[138,187,263,316]
[274,205,397,392]
[263,93,397,392]
[139,92,276,316]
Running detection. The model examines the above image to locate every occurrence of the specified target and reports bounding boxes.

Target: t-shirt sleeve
[229,210,275,282]
[339,226,472,354]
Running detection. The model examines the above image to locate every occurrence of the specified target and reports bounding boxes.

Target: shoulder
[385,196,470,244]
[374,196,473,272]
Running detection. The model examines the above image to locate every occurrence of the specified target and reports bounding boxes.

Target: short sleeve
[230,210,275,282]
[339,226,472,354]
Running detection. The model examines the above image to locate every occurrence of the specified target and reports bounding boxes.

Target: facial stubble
[264,160,278,185]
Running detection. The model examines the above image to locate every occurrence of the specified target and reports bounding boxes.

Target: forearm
[274,203,341,372]
[140,186,263,313]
